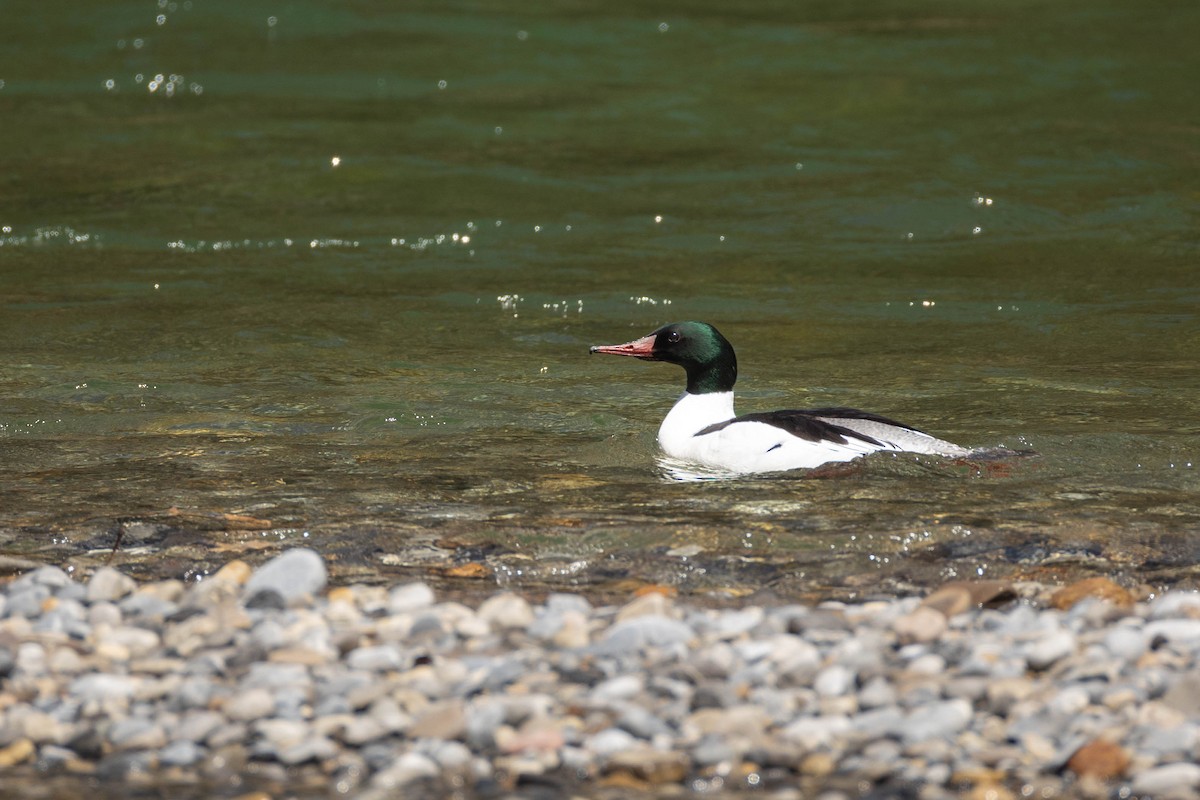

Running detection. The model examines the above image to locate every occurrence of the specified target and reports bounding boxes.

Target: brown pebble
[923,580,1015,617]
[966,783,1016,800]
[220,513,273,531]
[799,752,835,778]
[1066,739,1130,780]
[1050,577,1133,610]
[326,586,356,604]
[893,605,947,644]
[0,738,35,767]
[922,584,973,617]
[605,747,688,784]
[213,560,252,585]
[442,562,492,579]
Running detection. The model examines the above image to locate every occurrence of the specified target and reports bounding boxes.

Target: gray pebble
[87,567,137,604]
[1131,762,1200,795]
[5,584,51,619]
[476,592,534,631]
[1145,618,1200,646]
[586,727,639,757]
[901,699,972,745]
[1024,629,1075,670]
[814,664,855,697]
[244,548,328,606]
[17,565,73,590]
[371,751,440,789]
[388,582,435,614]
[224,687,275,721]
[108,718,167,751]
[593,615,695,656]
[346,644,409,672]
[159,739,204,766]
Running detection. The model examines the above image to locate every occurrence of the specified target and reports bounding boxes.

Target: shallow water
[1,0,1198,598]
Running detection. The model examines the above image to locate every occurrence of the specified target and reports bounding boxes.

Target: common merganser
[590,320,975,475]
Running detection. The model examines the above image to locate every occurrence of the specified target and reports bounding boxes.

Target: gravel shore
[1,547,1199,799]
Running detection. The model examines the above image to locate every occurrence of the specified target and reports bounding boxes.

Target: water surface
[1,0,1197,599]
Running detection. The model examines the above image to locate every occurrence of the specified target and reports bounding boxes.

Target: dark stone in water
[245,589,287,610]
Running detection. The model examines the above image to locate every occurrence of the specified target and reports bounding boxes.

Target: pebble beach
[2,547,1200,799]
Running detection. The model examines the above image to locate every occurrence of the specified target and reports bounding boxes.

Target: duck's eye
[666,330,681,343]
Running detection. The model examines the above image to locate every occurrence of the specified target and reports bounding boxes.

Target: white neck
[657,391,736,458]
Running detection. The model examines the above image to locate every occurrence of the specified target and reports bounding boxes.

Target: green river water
[1,0,1198,600]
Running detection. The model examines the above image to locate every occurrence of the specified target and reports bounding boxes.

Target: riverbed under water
[1,0,1198,602]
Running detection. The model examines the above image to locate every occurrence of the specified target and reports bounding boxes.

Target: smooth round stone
[780,715,852,750]
[243,662,310,689]
[852,706,905,738]
[1104,626,1147,661]
[586,727,638,757]
[255,718,310,749]
[107,626,161,658]
[892,606,947,644]
[118,592,178,621]
[159,739,204,766]
[244,548,328,606]
[907,653,947,677]
[476,592,535,631]
[368,697,412,735]
[388,582,435,615]
[371,751,440,789]
[346,645,409,672]
[173,710,225,743]
[552,610,589,649]
[617,705,672,740]
[70,674,139,707]
[1048,685,1090,717]
[1131,762,1200,796]
[714,607,765,639]
[1148,592,1200,620]
[858,676,897,709]
[692,733,735,766]
[546,593,591,616]
[5,585,51,619]
[593,616,695,656]
[901,699,972,745]
[48,646,84,675]
[768,636,821,684]
[590,674,644,704]
[224,687,275,722]
[107,718,167,751]
[15,642,47,675]
[814,665,855,698]
[693,642,737,678]
[17,566,72,590]
[86,567,137,604]
[1024,629,1076,670]
[409,700,468,740]
[88,602,122,628]
[465,701,505,750]
[279,735,338,765]
[1144,618,1200,646]
[18,710,73,744]
[35,603,90,638]
[423,739,472,772]
[336,716,388,746]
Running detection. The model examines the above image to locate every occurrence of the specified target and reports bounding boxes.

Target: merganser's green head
[590,321,737,394]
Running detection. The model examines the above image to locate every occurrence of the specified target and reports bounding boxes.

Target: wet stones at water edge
[0,550,1198,798]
